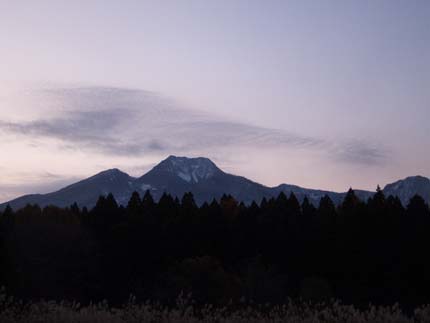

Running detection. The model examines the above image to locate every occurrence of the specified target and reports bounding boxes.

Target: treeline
[0,188,429,308]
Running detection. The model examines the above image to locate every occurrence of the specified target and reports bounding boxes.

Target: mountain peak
[96,168,127,176]
[165,155,216,164]
[154,155,221,183]
[383,175,430,189]
[383,175,430,205]
[88,168,131,182]
[404,175,429,182]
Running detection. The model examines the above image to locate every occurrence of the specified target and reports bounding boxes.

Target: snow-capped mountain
[141,156,221,185]
[1,156,429,210]
[135,155,271,204]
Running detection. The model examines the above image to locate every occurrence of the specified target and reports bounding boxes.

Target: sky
[0,0,429,202]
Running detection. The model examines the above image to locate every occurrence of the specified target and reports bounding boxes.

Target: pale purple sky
[0,1,429,202]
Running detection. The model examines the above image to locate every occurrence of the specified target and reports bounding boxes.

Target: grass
[2,290,430,323]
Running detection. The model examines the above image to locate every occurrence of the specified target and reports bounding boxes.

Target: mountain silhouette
[1,156,429,210]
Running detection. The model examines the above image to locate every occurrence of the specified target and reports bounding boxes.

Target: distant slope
[383,176,430,206]
[2,169,136,210]
[1,156,429,210]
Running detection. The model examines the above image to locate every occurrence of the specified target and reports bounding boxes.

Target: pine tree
[318,195,336,218]
[341,188,361,216]
[275,192,289,215]
[220,194,238,219]
[105,193,119,210]
[287,193,301,216]
[2,204,14,226]
[302,197,316,218]
[70,202,80,216]
[182,192,197,211]
[142,190,155,210]
[127,191,142,214]
[370,185,386,208]
[407,194,429,218]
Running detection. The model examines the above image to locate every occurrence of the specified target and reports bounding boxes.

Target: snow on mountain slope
[152,155,220,183]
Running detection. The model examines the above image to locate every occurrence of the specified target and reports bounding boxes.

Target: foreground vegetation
[2,291,430,323]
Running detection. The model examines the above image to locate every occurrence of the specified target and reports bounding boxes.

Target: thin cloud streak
[331,140,387,166]
[0,86,388,166]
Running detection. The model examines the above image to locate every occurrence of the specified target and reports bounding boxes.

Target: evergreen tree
[340,188,361,217]
[275,192,288,212]
[127,191,142,214]
[142,190,155,210]
[105,193,119,211]
[318,195,336,218]
[2,204,14,227]
[302,197,316,218]
[70,202,80,216]
[220,194,238,219]
[407,194,429,218]
[181,192,197,210]
[92,194,120,227]
[158,192,175,209]
[287,193,301,216]
[260,197,268,210]
[369,185,386,209]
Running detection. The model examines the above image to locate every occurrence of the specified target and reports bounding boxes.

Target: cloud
[0,86,388,166]
[0,108,166,155]
[332,140,387,166]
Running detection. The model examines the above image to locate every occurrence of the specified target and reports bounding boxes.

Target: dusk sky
[0,1,429,202]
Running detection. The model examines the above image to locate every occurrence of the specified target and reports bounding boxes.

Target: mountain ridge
[1,156,429,210]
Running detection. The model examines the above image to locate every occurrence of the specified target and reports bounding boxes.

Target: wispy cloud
[0,86,388,166]
[332,140,387,166]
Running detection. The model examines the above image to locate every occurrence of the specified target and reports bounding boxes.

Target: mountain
[135,156,272,205]
[1,156,429,210]
[383,176,430,206]
[2,168,137,210]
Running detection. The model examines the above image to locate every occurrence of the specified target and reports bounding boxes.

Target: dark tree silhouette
[1,189,429,307]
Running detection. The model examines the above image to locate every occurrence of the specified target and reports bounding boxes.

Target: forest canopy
[1,189,429,308]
